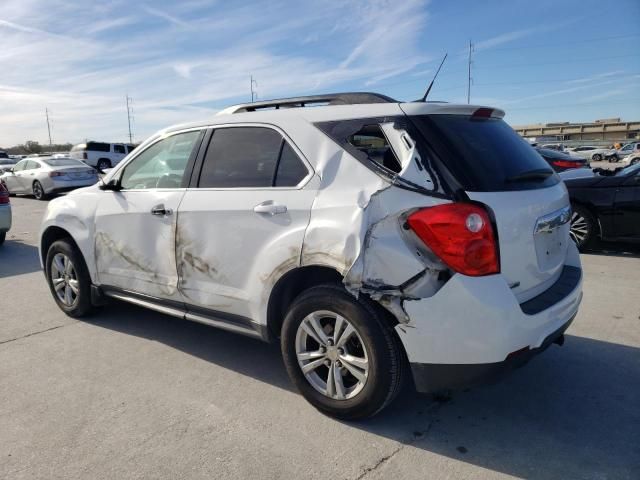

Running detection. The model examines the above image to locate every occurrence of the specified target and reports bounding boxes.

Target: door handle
[151,204,173,216]
[253,200,287,215]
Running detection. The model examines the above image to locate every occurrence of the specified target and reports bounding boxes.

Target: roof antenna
[420,53,448,102]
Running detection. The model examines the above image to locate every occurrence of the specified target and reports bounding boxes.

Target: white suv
[70,142,137,171]
[39,93,583,419]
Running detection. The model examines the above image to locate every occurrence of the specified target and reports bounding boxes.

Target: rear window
[42,158,84,167]
[87,142,110,152]
[411,115,559,192]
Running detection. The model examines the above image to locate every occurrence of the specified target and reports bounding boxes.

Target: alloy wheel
[33,182,44,199]
[295,310,369,400]
[569,211,589,246]
[50,253,79,307]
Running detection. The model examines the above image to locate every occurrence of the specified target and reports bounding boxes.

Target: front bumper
[396,247,583,393]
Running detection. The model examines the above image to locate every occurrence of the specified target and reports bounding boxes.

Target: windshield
[411,115,559,191]
[42,158,86,167]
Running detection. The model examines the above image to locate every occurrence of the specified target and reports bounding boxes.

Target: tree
[24,140,42,154]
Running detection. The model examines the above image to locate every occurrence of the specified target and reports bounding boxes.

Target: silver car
[0,157,98,200]
[0,181,10,244]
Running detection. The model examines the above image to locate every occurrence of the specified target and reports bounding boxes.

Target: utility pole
[467,40,474,104]
[126,95,134,143]
[250,75,258,102]
[45,107,53,146]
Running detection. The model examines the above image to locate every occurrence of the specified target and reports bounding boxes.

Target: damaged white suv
[40,93,583,419]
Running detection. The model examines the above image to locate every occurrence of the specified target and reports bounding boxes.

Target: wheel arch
[40,226,79,267]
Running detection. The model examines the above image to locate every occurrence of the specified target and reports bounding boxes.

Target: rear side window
[411,115,559,192]
[348,125,401,172]
[199,127,308,188]
[87,142,110,152]
[114,145,126,154]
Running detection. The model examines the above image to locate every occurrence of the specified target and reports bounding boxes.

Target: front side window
[120,131,201,189]
[199,127,307,188]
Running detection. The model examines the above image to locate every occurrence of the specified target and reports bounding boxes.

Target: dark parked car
[563,164,640,249]
[536,147,588,172]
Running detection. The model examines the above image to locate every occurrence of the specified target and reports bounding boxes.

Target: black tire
[592,154,602,162]
[570,204,597,251]
[33,180,47,200]
[97,159,111,171]
[45,239,94,317]
[281,284,406,420]
[0,231,5,245]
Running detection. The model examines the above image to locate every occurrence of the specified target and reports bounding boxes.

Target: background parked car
[0,157,98,200]
[0,180,11,245]
[565,145,616,162]
[614,142,640,162]
[69,142,136,171]
[0,158,18,174]
[564,163,640,249]
[536,147,588,172]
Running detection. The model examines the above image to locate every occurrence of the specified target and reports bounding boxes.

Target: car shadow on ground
[0,239,41,278]
[90,301,639,479]
[582,240,640,258]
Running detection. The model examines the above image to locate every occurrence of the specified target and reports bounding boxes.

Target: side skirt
[98,285,269,341]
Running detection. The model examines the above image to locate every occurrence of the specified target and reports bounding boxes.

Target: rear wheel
[281,284,405,420]
[570,204,596,250]
[33,181,47,200]
[96,159,111,171]
[592,153,602,162]
[45,239,93,317]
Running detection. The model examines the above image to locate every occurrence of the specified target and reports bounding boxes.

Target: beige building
[513,118,640,145]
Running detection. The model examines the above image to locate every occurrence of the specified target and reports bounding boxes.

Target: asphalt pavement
[1,196,639,480]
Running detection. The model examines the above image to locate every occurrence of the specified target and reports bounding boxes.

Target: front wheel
[281,284,406,420]
[45,239,94,317]
[570,204,596,250]
[592,154,602,162]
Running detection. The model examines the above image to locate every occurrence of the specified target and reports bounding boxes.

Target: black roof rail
[222,92,397,114]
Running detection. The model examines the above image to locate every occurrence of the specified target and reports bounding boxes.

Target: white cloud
[0,0,432,146]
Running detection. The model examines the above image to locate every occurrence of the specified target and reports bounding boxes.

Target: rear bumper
[410,315,574,393]
[44,178,98,194]
[396,244,583,393]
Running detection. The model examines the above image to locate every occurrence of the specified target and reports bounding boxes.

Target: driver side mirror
[99,177,122,191]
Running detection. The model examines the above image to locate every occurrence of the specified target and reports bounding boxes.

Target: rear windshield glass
[42,158,84,167]
[412,115,559,191]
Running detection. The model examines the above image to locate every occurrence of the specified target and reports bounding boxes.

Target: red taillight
[0,182,9,204]
[552,160,581,169]
[49,171,65,177]
[407,203,499,276]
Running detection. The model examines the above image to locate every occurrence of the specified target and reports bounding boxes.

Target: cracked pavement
[1,196,639,479]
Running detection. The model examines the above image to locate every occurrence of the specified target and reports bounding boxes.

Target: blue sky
[0,0,638,146]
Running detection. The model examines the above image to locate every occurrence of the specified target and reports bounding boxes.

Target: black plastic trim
[519,265,581,315]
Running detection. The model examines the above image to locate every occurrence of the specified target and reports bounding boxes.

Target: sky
[1,0,639,147]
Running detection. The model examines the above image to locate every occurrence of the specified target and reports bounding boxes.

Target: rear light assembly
[0,182,9,204]
[49,171,65,177]
[552,160,581,169]
[407,203,499,276]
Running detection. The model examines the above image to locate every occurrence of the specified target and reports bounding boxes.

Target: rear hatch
[403,105,571,303]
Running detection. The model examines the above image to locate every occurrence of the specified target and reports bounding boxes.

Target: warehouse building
[513,118,640,146]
